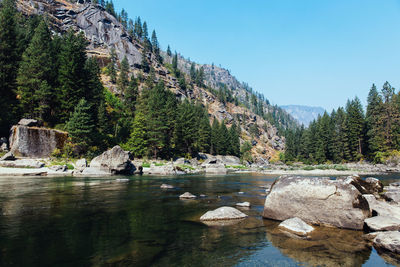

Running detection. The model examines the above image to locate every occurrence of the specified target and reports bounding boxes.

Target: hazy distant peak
[280,105,325,126]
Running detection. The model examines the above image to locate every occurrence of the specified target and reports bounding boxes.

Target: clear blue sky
[113,0,400,112]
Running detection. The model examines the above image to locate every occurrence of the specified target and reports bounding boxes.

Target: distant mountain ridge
[280,105,325,126]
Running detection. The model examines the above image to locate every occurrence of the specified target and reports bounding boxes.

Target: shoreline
[0,165,395,178]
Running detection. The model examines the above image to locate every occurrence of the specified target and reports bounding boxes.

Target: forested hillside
[284,82,400,164]
[0,0,296,162]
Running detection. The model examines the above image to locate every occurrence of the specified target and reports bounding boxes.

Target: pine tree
[117,56,130,93]
[17,19,54,121]
[228,123,240,157]
[142,21,148,40]
[366,84,384,156]
[151,30,159,53]
[211,118,220,155]
[66,98,95,153]
[190,62,196,81]
[174,100,197,155]
[381,81,399,150]
[84,57,104,110]
[123,111,148,157]
[345,98,365,161]
[107,48,117,83]
[57,30,88,122]
[134,17,143,39]
[196,109,211,153]
[196,66,205,86]
[0,0,19,135]
[124,76,138,115]
[167,45,172,56]
[172,52,178,73]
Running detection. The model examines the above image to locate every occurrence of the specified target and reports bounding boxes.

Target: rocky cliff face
[16,0,289,162]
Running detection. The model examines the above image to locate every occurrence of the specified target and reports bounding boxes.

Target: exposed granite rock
[263,176,371,230]
[236,202,251,207]
[9,125,67,158]
[160,184,174,189]
[364,216,400,232]
[200,206,248,221]
[0,159,44,168]
[75,158,87,172]
[17,119,38,127]
[179,192,196,199]
[89,146,134,175]
[363,194,400,219]
[278,217,314,236]
[373,231,400,261]
[0,152,15,161]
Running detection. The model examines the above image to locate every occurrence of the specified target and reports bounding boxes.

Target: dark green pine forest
[284,82,400,164]
[0,0,242,159]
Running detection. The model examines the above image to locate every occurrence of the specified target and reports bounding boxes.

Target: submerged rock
[200,206,247,221]
[364,216,400,232]
[179,192,196,199]
[160,184,174,189]
[262,176,370,230]
[278,217,314,236]
[89,146,134,175]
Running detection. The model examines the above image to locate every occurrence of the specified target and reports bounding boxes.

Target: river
[0,173,397,266]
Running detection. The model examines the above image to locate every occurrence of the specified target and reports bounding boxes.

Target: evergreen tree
[0,0,19,135]
[211,118,220,155]
[134,17,143,39]
[17,19,54,121]
[142,21,148,40]
[107,48,117,83]
[117,56,130,93]
[366,84,384,156]
[124,76,138,115]
[196,109,211,153]
[228,122,240,157]
[345,98,365,161]
[105,1,116,17]
[381,81,399,150]
[172,52,178,73]
[66,98,95,153]
[196,66,204,86]
[190,62,196,81]
[167,45,172,56]
[123,111,148,157]
[57,30,88,121]
[174,100,197,155]
[84,57,104,110]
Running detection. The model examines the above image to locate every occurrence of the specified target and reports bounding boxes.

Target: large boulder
[75,158,87,172]
[89,146,134,175]
[200,207,248,221]
[262,176,371,230]
[9,124,68,158]
[205,163,227,174]
[0,159,44,168]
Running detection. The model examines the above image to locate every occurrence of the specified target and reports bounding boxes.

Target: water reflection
[0,174,396,266]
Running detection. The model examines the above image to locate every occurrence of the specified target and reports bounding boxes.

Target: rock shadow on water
[263,219,372,267]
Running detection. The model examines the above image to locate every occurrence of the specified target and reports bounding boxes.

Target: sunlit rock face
[262,176,371,230]
[9,125,67,158]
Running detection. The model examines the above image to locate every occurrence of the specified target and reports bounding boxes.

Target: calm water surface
[0,173,397,267]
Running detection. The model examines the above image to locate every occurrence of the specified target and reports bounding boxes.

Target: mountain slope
[281,105,325,126]
[16,0,297,162]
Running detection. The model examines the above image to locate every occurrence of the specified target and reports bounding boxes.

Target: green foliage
[66,98,95,154]
[122,111,148,157]
[0,0,19,136]
[106,48,117,83]
[240,141,253,163]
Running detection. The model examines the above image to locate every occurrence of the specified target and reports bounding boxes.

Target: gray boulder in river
[262,176,371,230]
[200,207,248,221]
[88,146,134,175]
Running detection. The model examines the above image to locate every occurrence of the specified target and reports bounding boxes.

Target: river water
[0,173,397,266]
